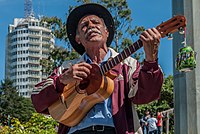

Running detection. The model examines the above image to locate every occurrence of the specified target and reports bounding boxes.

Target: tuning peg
[179,27,185,34]
[167,33,173,40]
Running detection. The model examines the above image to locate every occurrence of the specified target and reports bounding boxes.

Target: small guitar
[48,15,186,127]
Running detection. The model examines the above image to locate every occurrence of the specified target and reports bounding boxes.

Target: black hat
[66,3,115,55]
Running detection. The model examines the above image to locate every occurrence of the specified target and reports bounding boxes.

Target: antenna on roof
[37,0,44,19]
[24,0,34,18]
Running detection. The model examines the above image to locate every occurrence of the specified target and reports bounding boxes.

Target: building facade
[5,16,55,97]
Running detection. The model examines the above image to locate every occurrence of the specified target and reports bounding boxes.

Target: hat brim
[66,3,115,55]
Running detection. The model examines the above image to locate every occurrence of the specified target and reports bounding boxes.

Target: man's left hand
[140,28,161,62]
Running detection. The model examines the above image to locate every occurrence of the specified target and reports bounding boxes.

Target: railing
[162,108,174,134]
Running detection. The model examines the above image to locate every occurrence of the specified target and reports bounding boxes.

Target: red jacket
[31,48,163,134]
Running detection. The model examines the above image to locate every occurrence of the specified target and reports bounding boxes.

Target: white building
[5,16,55,97]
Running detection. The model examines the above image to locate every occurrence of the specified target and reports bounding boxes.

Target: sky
[0,0,173,81]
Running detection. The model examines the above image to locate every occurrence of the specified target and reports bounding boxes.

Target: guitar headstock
[156,15,186,38]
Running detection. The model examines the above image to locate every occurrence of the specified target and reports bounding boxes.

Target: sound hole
[79,79,90,90]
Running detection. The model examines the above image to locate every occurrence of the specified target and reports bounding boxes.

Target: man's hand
[140,28,161,62]
[59,62,92,85]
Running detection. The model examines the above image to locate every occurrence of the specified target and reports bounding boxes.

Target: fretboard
[101,39,143,74]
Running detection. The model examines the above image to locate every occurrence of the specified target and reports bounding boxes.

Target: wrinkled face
[75,15,109,48]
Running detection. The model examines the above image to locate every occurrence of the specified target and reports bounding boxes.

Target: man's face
[75,15,109,48]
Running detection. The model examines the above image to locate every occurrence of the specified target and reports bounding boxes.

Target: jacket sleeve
[130,59,164,104]
[31,67,65,114]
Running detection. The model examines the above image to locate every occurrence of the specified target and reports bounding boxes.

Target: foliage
[0,113,58,134]
[136,75,174,132]
[136,75,173,116]
[40,45,79,74]
[0,79,35,124]
[41,16,67,41]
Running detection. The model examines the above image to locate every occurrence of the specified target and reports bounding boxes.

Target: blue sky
[0,0,172,81]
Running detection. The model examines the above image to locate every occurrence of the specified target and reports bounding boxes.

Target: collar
[83,49,111,64]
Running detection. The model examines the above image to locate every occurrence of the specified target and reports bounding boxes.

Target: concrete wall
[172,0,200,134]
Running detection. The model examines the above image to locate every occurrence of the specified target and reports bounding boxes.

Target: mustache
[85,28,102,38]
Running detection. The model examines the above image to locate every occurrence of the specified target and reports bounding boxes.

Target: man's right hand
[59,62,92,85]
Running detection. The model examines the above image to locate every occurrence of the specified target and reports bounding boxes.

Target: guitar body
[48,64,115,127]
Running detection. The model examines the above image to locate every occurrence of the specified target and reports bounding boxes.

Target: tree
[0,113,58,134]
[40,16,67,42]
[40,45,79,74]
[136,75,174,116]
[136,75,174,132]
[0,79,35,124]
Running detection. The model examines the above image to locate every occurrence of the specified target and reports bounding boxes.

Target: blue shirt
[68,50,114,134]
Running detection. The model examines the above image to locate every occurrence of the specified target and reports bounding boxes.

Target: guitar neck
[100,15,187,75]
[101,39,143,74]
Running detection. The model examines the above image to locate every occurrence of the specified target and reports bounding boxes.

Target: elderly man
[31,3,163,134]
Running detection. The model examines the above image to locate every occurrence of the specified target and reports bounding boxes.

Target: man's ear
[105,28,109,38]
[75,35,81,44]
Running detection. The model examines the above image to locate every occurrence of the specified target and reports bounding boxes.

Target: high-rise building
[5,16,55,97]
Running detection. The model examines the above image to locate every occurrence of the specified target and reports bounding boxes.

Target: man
[147,113,158,134]
[157,111,164,134]
[140,110,150,134]
[31,3,163,134]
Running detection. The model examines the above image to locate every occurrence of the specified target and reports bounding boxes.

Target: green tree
[0,79,35,124]
[40,45,79,74]
[136,75,174,117]
[136,75,174,132]
[0,113,58,134]
[40,16,67,42]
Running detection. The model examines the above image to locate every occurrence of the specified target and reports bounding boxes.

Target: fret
[101,65,105,74]
[113,58,117,65]
[130,44,136,52]
[100,66,104,75]
[116,55,120,63]
[107,61,111,70]
[121,51,125,60]
[125,48,131,57]
[105,63,109,72]
[110,60,114,68]
[119,54,123,62]
[124,50,128,57]
[136,40,141,49]
[127,47,132,55]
